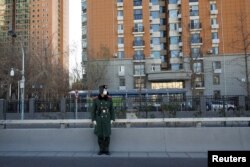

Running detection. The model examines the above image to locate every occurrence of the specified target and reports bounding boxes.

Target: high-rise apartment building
[82,0,250,96]
[0,0,69,70]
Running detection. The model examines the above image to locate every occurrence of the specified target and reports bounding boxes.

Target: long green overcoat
[92,95,115,137]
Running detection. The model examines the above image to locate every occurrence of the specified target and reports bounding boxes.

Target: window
[151,37,160,45]
[134,78,145,89]
[150,0,159,5]
[170,36,179,44]
[193,62,202,73]
[134,64,145,75]
[119,65,125,74]
[134,36,144,46]
[170,51,180,58]
[210,3,217,10]
[212,47,219,55]
[134,23,143,32]
[211,18,217,25]
[190,19,201,29]
[134,50,144,60]
[151,82,183,89]
[118,10,123,17]
[213,74,220,85]
[118,24,123,31]
[214,90,221,98]
[118,37,124,44]
[151,24,160,32]
[152,51,161,59]
[171,64,180,71]
[169,23,179,31]
[151,64,161,72]
[134,9,142,20]
[190,5,199,16]
[117,0,123,2]
[118,51,124,59]
[190,33,201,43]
[191,48,200,58]
[169,9,178,18]
[151,11,160,19]
[133,0,142,6]
[213,61,221,73]
[119,78,125,86]
[212,32,218,39]
[169,0,178,4]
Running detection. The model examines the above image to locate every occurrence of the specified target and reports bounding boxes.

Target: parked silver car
[206,101,236,111]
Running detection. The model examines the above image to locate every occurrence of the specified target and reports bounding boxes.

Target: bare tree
[232,12,250,97]
[0,33,69,99]
[82,46,111,95]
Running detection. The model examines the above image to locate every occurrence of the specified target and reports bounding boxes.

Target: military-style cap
[99,85,108,94]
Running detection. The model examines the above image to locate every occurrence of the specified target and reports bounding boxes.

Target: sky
[69,0,82,85]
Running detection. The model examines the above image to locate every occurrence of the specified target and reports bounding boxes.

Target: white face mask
[103,89,107,95]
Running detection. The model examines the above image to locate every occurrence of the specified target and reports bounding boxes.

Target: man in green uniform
[92,85,115,155]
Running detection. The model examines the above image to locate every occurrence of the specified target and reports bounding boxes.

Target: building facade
[82,0,250,96]
[0,0,69,70]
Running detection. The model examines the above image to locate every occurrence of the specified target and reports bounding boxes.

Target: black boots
[98,137,110,155]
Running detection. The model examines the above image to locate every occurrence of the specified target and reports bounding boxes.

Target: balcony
[150,31,161,37]
[117,2,123,7]
[118,43,124,48]
[210,9,218,15]
[150,5,160,11]
[212,39,220,44]
[117,16,124,20]
[150,17,160,24]
[179,42,183,47]
[118,29,124,34]
[133,40,145,48]
[211,24,219,29]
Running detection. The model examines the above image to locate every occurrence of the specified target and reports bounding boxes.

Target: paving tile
[168,152,189,158]
[74,152,93,157]
[55,152,75,157]
[188,152,207,158]
[129,152,148,157]
[36,152,57,157]
[110,152,129,157]
[148,152,168,157]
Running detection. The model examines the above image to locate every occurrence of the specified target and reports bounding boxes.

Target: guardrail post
[200,96,206,113]
[29,98,35,118]
[0,99,6,128]
[238,96,246,110]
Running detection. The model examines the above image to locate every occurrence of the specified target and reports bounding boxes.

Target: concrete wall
[0,127,249,152]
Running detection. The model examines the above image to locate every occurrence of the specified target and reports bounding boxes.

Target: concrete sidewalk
[0,151,207,158]
[0,151,208,167]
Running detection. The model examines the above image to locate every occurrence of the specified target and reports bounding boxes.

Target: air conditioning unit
[207,49,213,54]
[113,53,118,57]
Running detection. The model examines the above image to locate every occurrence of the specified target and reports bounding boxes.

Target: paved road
[0,157,207,167]
[0,152,207,167]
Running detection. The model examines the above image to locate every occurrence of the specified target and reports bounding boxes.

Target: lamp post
[9,68,14,99]
[8,30,25,120]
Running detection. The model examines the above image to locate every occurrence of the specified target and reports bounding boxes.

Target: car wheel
[227,108,234,112]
